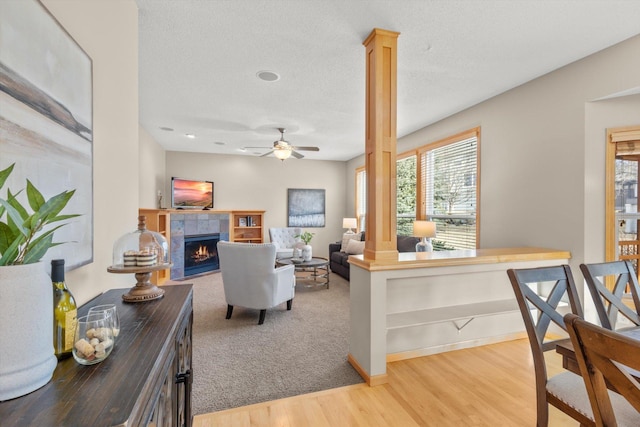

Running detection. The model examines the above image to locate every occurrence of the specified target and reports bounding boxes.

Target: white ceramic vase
[301,245,312,261]
[0,262,57,401]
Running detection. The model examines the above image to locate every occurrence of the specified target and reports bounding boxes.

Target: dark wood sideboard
[0,284,193,427]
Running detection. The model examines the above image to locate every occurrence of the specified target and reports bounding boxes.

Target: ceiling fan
[246,128,319,160]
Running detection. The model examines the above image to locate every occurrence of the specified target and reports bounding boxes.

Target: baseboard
[386,332,528,363]
[348,353,388,386]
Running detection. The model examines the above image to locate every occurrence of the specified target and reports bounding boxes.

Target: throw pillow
[341,232,362,252]
[345,239,365,255]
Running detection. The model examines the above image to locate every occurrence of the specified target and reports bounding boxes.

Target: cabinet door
[175,312,193,427]
[147,348,176,427]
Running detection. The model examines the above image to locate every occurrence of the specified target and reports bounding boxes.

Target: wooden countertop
[348,247,571,272]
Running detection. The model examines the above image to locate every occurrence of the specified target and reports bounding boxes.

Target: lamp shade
[413,220,436,238]
[342,218,357,229]
[274,148,291,160]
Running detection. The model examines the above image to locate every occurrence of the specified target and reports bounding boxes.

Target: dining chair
[507,265,595,427]
[580,261,640,330]
[564,313,640,426]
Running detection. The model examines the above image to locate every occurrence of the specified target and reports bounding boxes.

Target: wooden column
[363,28,400,261]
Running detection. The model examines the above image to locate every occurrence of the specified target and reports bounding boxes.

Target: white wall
[165,152,348,257]
[347,34,640,280]
[43,0,139,304]
[584,93,640,263]
[139,125,166,209]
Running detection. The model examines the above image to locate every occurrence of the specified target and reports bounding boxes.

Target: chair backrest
[268,227,302,249]
[580,261,640,330]
[218,241,277,275]
[507,265,584,424]
[565,313,640,425]
[217,241,280,307]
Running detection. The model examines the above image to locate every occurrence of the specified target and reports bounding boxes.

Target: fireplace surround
[169,212,230,280]
[184,234,220,276]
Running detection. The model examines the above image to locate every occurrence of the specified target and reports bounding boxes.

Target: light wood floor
[193,338,580,426]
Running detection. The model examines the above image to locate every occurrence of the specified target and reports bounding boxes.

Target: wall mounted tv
[171,177,214,209]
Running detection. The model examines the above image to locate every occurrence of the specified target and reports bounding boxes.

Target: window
[606,126,640,275]
[355,127,479,250]
[355,166,366,232]
[420,129,479,250]
[397,154,417,236]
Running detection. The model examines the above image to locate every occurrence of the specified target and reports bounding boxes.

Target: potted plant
[0,163,79,401]
[295,231,315,261]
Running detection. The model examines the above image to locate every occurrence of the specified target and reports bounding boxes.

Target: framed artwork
[287,189,325,227]
[238,217,247,227]
[0,0,93,269]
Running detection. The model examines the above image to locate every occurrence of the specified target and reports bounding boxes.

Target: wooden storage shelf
[231,210,265,243]
[139,208,171,285]
[387,299,519,330]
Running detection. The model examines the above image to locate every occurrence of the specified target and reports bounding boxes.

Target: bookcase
[139,208,171,285]
[231,210,265,243]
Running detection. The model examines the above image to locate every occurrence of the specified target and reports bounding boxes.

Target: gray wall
[43,0,139,304]
[162,151,349,258]
[347,34,640,282]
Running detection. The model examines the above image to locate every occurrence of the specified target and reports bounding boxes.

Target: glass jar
[112,216,169,268]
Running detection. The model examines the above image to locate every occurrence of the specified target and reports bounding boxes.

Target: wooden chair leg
[225,305,233,319]
[287,299,293,310]
[258,309,266,325]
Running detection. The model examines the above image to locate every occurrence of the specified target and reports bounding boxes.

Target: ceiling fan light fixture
[274,148,291,160]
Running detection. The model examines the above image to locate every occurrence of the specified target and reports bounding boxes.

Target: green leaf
[7,188,27,219]
[0,163,14,189]
[0,222,16,254]
[33,189,76,224]
[0,199,28,237]
[26,179,45,212]
[0,236,23,266]
[22,233,56,264]
[48,213,81,224]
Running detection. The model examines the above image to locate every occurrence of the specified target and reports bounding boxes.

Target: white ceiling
[136,0,640,162]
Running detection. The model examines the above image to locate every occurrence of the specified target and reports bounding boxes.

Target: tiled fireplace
[170,212,229,279]
[184,233,220,276]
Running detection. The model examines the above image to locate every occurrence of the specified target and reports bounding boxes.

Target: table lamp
[343,218,357,234]
[413,220,436,252]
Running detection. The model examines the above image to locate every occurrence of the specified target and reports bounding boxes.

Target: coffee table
[276,257,330,288]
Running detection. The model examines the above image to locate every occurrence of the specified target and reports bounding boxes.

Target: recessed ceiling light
[256,70,280,82]
[185,133,195,139]
[160,126,174,131]
[214,141,226,145]
[237,147,247,152]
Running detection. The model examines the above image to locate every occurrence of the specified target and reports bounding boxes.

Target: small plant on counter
[295,231,315,245]
[0,163,79,265]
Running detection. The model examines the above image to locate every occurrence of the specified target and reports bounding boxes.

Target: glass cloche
[111,216,169,268]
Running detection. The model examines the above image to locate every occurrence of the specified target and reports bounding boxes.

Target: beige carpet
[168,270,363,414]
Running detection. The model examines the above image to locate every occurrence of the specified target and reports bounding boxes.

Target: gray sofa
[329,232,419,280]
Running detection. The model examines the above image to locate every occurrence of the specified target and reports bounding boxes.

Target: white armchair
[268,227,303,259]
[217,241,296,325]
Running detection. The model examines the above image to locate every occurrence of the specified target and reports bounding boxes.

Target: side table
[277,257,330,288]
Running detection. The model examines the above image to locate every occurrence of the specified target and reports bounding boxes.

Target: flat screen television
[171,177,214,209]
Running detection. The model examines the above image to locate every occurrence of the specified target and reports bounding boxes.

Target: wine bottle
[52,259,77,360]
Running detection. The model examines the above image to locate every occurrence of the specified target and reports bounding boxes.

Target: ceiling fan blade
[291,151,304,159]
[291,146,319,151]
[260,150,274,157]
[244,146,272,149]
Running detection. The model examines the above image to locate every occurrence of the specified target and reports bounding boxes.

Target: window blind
[420,134,478,250]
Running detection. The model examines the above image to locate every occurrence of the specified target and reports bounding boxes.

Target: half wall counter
[347,247,571,386]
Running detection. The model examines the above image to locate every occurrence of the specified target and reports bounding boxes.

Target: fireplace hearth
[184,234,220,276]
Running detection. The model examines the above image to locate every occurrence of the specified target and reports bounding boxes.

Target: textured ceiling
[136,0,640,161]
